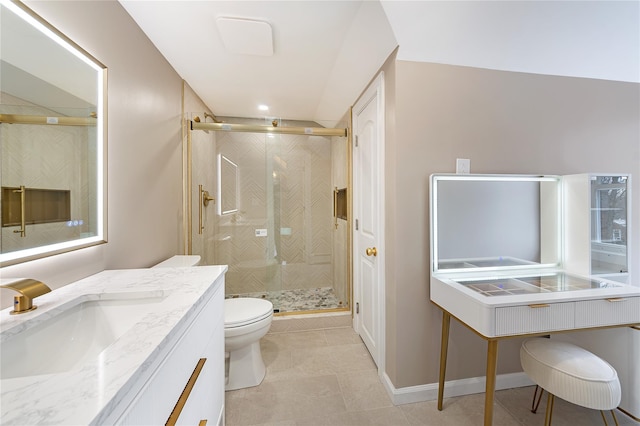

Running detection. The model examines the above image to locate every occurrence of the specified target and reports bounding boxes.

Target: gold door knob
[365,247,377,257]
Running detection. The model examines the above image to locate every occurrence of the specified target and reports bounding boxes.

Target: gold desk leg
[484,339,498,426]
[437,311,451,411]
[544,393,555,426]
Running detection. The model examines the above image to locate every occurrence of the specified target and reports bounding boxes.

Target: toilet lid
[225,298,273,327]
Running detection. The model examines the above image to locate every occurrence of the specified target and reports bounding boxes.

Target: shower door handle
[199,185,215,234]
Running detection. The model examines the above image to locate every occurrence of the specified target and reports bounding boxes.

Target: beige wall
[1,1,185,304]
[384,60,640,388]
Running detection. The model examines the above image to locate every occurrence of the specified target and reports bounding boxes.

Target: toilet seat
[225,298,273,328]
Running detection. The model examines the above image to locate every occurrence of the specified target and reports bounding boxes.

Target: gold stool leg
[531,385,544,413]
[599,409,619,426]
[544,393,555,426]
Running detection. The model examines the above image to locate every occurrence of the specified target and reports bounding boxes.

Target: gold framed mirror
[0,0,107,266]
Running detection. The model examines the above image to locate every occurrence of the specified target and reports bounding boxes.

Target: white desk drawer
[495,302,574,336]
[575,297,640,328]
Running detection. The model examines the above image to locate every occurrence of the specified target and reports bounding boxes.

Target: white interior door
[353,73,384,367]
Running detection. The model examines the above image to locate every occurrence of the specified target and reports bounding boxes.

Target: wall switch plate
[456,158,470,174]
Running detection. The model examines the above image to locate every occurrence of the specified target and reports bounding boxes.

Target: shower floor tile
[226,287,343,313]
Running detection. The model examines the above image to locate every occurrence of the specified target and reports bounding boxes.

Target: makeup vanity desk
[431,270,640,426]
[429,173,638,426]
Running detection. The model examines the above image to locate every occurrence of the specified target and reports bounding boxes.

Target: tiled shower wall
[215,129,335,297]
[1,93,91,253]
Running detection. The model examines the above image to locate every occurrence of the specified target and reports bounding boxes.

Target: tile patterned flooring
[226,287,343,312]
[225,327,640,426]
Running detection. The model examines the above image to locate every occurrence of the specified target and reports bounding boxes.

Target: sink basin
[1,292,165,380]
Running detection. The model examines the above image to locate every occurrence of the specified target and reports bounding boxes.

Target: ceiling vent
[216,17,273,56]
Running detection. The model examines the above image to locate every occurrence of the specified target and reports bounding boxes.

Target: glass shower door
[214,130,282,311]
[265,130,338,312]
[201,117,349,314]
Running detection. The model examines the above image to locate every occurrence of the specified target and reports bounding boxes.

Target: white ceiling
[119,1,639,125]
[382,1,640,84]
[119,0,397,125]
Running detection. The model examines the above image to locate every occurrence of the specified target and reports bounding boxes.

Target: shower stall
[187,115,350,314]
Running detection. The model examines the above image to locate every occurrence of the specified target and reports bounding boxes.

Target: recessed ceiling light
[258,104,269,111]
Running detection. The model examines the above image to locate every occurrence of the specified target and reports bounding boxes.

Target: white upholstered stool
[520,338,621,426]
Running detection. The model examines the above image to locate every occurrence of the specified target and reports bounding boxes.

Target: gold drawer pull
[166,358,207,426]
[199,421,208,426]
[606,298,627,302]
[528,304,550,308]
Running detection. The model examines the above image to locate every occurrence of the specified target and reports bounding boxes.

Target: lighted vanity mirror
[430,174,561,273]
[0,0,107,266]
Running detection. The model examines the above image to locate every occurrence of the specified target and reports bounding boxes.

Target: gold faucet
[1,279,51,315]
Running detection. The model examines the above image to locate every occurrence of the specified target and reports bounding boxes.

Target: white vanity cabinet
[0,266,228,426]
[113,281,225,426]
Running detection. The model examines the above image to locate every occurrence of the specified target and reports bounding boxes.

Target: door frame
[352,72,385,372]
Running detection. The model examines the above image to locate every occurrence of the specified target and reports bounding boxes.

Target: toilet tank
[152,255,201,268]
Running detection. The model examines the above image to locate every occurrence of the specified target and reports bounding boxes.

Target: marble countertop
[0,265,227,425]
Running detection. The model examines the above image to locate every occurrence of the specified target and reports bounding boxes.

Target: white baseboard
[381,371,535,406]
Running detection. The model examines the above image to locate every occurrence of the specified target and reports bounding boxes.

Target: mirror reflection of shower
[191,115,349,314]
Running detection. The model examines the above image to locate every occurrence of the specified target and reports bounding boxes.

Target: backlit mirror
[0,0,107,266]
[431,174,561,273]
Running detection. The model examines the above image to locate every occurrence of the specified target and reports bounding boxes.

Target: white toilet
[224,297,273,391]
[153,257,272,390]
